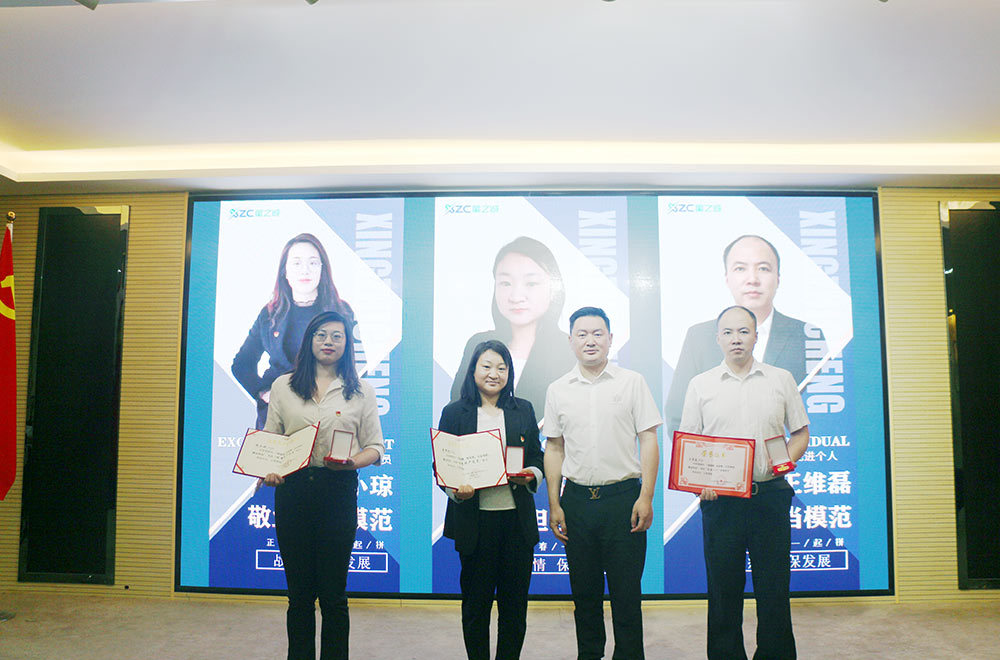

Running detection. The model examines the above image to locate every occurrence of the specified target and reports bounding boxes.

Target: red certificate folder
[668,431,756,499]
[233,423,320,479]
[430,427,508,490]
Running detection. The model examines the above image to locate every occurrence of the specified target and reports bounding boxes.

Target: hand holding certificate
[431,428,508,491]
[668,431,755,498]
[233,424,320,479]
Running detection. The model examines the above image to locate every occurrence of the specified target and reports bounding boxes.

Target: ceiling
[2,0,1000,194]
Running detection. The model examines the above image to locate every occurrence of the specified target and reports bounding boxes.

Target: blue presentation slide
[177,193,888,597]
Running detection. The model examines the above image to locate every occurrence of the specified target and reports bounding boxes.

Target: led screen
[178,193,889,596]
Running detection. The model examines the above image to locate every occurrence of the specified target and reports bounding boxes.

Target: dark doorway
[19,206,128,583]
[943,204,1000,589]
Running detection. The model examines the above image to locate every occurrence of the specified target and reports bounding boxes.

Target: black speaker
[944,206,1000,589]
[18,206,128,584]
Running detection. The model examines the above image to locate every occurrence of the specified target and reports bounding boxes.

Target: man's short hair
[722,234,781,274]
[569,306,611,333]
[716,305,758,332]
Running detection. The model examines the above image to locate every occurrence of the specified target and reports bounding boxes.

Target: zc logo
[443,204,500,215]
[229,208,281,219]
[666,203,722,214]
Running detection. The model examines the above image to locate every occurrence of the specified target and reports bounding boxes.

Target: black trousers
[275,467,358,660]
[458,508,534,660]
[561,479,646,660]
[700,480,796,660]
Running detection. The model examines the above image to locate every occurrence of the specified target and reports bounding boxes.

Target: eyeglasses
[313,331,346,343]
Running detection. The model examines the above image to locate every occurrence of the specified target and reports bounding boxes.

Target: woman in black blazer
[438,339,544,660]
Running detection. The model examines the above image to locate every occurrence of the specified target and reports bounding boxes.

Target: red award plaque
[668,431,756,499]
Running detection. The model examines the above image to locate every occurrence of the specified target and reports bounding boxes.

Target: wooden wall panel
[0,193,187,596]
[878,188,1000,601]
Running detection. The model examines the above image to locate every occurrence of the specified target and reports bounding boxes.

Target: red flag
[0,221,15,500]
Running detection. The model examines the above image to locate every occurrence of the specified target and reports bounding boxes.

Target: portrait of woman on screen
[450,236,575,417]
[232,232,354,429]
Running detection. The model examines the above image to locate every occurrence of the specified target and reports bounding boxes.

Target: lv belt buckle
[588,486,601,500]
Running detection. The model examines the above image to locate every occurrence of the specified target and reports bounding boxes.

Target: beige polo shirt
[679,359,808,482]
[542,363,662,486]
[264,373,385,467]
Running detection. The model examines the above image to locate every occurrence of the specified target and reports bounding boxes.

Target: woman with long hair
[450,236,575,417]
[438,339,544,660]
[233,232,353,429]
[261,310,384,660]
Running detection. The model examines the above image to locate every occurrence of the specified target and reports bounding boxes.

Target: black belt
[750,478,790,497]
[564,478,640,500]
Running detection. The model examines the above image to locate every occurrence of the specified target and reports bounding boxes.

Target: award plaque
[668,431,756,498]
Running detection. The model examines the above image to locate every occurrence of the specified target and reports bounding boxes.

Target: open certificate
[431,428,509,491]
[668,431,756,499]
[232,424,320,479]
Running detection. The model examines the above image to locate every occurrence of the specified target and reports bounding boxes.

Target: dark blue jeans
[700,480,796,660]
[561,479,646,660]
[275,467,358,660]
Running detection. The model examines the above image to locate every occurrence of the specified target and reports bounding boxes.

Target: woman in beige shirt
[262,310,384,660]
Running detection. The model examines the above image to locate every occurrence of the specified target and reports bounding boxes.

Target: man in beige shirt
[680,305,809,660]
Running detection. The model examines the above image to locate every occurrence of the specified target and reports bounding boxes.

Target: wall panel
[0,193,187,596]
[878,188,999,601]
[2,187,999,604]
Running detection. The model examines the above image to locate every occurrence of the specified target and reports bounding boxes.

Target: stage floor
[1,591,997,659]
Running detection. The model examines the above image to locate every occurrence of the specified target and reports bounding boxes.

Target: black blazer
[437,397,544,555]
